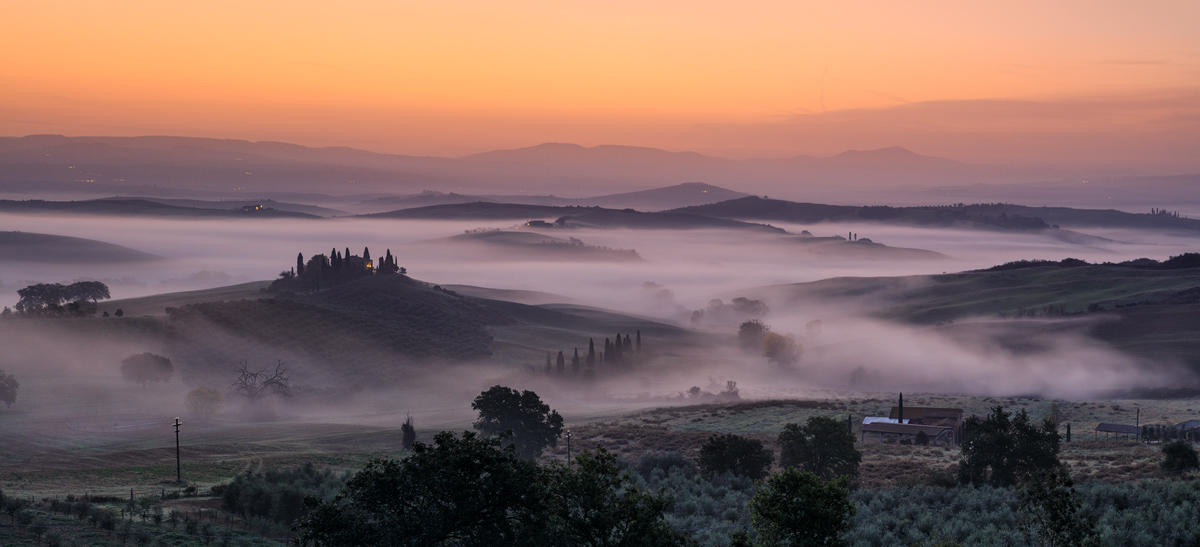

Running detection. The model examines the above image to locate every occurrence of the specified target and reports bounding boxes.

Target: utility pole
[565,430,573,468]
[173,417,183,483]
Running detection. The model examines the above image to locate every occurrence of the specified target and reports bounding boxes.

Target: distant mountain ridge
[670,196,1200,232]
[0,134,1057,199]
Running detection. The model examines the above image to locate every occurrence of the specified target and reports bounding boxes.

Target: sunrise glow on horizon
[3,1,1198,167]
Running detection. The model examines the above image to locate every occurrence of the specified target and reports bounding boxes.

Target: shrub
[220,463,348,525]
[637,452,697,480]
[1161,440,1200,472]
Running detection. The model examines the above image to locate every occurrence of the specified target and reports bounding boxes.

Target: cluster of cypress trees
[287,246,405,292]
[545,330,642,379]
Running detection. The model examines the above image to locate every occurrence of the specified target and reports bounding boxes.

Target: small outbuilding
[860,422,955,446]
[1094,423,1142,440]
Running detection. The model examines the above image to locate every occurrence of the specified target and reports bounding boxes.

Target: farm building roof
[862,417,909,425]
[1095,423,1142,434]
[1177,420,1200,430]
[860,422,953,436]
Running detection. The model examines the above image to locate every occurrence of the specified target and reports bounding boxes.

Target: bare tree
[230,360,291,404]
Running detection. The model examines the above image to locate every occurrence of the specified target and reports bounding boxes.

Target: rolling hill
[747,262,1200,369]
[365,202,786,232]
[0,198,319,218]
[432,231,643,262]
[0,231,161,264]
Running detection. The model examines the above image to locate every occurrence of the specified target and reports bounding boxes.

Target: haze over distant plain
[3,1,1199,175]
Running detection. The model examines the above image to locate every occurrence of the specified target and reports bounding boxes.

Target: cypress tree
[613,333,623,362]
[624,334,633,354]
[363,247,371,262]
[604,338,611,363]
[587,339,595,367]
[297,253,305,276]
[556,351,565,375]
[572,348,580,374]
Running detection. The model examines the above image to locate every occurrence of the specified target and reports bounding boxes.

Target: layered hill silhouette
[0,135,1056,198]
[0,231,160,264]
[671,196,1200,233]
[366,202,786,232]
[0,198,318,218]
[355,182,749,213]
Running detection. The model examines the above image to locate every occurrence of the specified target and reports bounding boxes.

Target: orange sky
[3,1,1198,167]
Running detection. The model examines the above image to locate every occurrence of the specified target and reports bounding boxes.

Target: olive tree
[778,416,861,479]
[472,385,563,459]
[750,468,855,547]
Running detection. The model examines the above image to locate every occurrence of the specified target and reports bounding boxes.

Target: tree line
[4,280,110,317]
[541,331,644,380]
[272,246,406,293]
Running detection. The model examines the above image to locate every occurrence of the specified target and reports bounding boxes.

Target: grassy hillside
[98,281,271,316]
[757,265,1200,324]
[752,264,1200,368]
[0,231,160,264]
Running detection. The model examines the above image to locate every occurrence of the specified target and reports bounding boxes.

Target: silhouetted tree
[613,333,623,361]
[114,308,124,317]
[296,431,546,546]
[586,339,595,367]
[363,247,370,263]
[556,351,565,375]
[15,283,68,314]
[120,353,174,387]
[1018,468,1101,547]
[0,369,18,408]
[230,360,292,404]
[762,332,802,366]
[750,468,854,547]
[472,385,564,459]
[572,348,580,374]
[699,433,774,480]
[738,320,770,351]
[64,281,110,303]
[296,253,305,276]
[401,414,416,450]
[778,416,861,479]
[545,448,694,547]
[959,406,1061,487]
[623,334,632,355]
